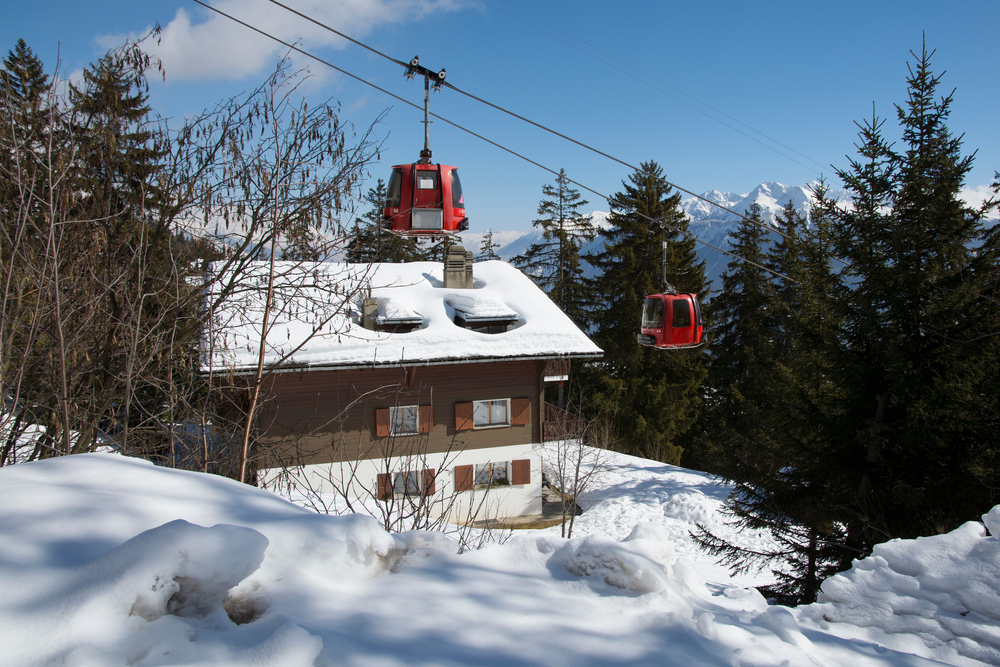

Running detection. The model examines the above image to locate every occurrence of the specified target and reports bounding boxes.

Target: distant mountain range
[460,182,844,292]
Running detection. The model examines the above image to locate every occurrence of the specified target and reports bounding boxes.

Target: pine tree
[695,201,848,605]
[827,42,993,548]
[582,161,706,464]
[0,38,50,143]
[477,228,500,260]
[0,39,53,248]
[0,39,48,101]
[512,169,595,327]
[697,204,782,476]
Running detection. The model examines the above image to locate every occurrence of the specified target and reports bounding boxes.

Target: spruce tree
[582,161,706,464]
[0,39,48,102]
[695,201,848,605]
[697,204,782,477]
[477,228,501,260]
[512,168,595,327]
[0,38,50,142]
[828,42,993,549]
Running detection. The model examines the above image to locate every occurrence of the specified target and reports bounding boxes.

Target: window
[474,399,508,428]
[415,171,438,190]
[672,299,692,328]
[470,323,510,334]
[394,470,420,495]
[450,169,464,208]
[375,405,433,437]
[455,460,529,492]
[455,399,530,431]
[475,462,509,488]
[377,468,436,500]
[385,168,402,207]
[642,297,664,329]
[391,406,418,435]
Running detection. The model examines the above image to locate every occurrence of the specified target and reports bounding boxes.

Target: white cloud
[99,0,467,83]
[961,183,998,213]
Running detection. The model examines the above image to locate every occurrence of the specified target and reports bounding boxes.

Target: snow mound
[111,519,268,621]
[551,533,673,593]
[800,515,1000,665]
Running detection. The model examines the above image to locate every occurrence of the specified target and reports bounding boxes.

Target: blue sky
[4,0,997,233]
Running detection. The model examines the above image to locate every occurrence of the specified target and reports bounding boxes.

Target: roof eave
[207,350,604,376]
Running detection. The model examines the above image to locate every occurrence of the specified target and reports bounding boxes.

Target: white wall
[261,442,543,522]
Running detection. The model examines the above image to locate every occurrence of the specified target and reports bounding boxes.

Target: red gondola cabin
[383,163,468,235]
[638,293,703,349]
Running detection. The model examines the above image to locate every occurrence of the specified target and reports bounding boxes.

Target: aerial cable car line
[259,0,797,246]
[267,0,848,272]
[477,0,828,175]
[190,0,796,282]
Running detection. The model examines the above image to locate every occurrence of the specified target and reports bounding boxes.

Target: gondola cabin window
[386,169,402,208]
[416,172,438,190]
[672,299,691,328]
[642,297,664,329]
[451,170,464,208]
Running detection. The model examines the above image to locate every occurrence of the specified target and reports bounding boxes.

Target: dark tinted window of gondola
[386,169,403,207]
[451,169,464,208]
[672,299,691,328]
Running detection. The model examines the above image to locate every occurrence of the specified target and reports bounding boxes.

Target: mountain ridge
[461,181,834,291]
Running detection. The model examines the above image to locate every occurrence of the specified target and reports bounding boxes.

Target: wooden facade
[258,359,547,469]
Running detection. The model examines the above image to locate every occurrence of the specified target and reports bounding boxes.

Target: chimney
[443,244,473,289]
[361,297,378,330]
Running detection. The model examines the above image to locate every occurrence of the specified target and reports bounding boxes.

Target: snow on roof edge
[215,350,604,375]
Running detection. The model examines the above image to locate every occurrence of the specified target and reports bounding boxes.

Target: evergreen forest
[523,44,999,604]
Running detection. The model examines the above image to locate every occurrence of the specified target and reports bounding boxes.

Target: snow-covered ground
[1,451,998,666]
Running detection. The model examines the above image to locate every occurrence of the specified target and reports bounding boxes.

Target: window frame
[376,405,433,437]
[472,398,510,429]
[390,405,419,436]
[475,461,509,489]
[377,467,437,500]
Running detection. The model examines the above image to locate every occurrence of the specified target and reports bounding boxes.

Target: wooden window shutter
[510,398,531,426]
[419,405,433,434]
[423,468,436,496]
[455,402,474,431]
[454,465,473,492]
[377,473,392,500]
[376,408,391,437]
[511,459,530,485]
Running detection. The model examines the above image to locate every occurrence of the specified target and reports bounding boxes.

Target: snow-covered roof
[373,297,422,325]
[444,294,520,322]
[205,260,602,371]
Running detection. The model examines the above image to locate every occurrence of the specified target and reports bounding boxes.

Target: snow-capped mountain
[463,182,842,292]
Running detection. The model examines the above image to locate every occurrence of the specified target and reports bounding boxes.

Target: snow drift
[0,452,997,666]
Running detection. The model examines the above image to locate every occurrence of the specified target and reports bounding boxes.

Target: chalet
[206,255,602,520]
